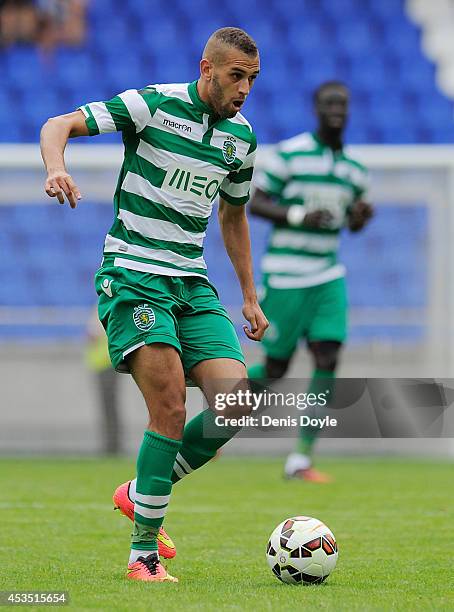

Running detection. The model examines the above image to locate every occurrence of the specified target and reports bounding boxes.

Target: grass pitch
[1,456,452,611]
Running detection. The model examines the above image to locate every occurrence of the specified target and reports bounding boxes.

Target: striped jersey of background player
[248,81,374,483]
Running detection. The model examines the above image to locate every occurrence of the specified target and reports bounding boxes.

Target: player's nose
[238,78,250,96]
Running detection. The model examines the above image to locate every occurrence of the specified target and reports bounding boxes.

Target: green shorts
[95,261,244,374]
[260,277,347,360]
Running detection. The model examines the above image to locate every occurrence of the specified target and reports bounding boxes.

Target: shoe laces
[137,554,160,576]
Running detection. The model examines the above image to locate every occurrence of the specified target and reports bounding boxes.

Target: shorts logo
[101,278,113,298]
[222,136,236,164]
[133,304,155,331]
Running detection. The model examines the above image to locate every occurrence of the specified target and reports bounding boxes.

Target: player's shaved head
[314,80,349,104]
[203,27,258,65]
[314,80,350,142]
[198,27,259,118]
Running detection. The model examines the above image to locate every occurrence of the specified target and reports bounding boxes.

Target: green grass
[1,457,453,611]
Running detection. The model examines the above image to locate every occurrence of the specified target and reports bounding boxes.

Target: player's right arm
[40,110,87,208]
[41,87,156,208]
[249,146,332,228]
[249,188,333,229]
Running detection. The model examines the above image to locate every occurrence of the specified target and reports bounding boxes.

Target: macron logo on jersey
[162,118,192,133]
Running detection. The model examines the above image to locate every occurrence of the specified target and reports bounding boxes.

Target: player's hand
[242,301,269,341]
[348,200,374,232]
[302,209,334,229]
[45,170,81,209]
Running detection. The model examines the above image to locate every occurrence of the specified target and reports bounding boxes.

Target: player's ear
[200,58,213,81]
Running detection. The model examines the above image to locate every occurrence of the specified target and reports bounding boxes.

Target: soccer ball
[266,516,338,585]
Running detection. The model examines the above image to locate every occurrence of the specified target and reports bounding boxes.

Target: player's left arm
[346,166,374,232]
[347,199,374,232]
[218,198,269,341]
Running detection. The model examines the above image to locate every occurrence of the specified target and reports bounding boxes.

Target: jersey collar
[312,131,344,155]
[188,80,214,115]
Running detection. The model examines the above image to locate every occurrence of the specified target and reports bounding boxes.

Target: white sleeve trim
[118,89,152,133]
[89,101,116,134]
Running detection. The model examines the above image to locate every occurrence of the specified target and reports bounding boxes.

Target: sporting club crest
[133,304,155,331]
[222,136,236,164]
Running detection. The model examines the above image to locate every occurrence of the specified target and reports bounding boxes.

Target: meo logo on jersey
[133,304,155,331]
[222,136,236,164]
[163,163,221,205]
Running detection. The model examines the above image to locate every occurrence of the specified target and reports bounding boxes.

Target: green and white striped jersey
[255,132,368,288]
[79,81,257,278]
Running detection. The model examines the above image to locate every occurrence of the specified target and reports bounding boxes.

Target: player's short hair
[313,81,349,104]
[206,27,258,58]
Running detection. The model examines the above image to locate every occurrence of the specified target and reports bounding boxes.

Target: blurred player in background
[85,306,121,455]
[40,27,267,583]
[248,81,373,482]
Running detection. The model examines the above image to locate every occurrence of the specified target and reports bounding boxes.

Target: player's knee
[159,397,186,429]
[309,341,341,372]
[266,356,290,379]
[316,353,337,371]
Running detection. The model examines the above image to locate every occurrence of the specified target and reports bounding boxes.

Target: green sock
[247,363,267,379]
[299,369,335,457]
[131,430,182,552]
[172,409,239,483]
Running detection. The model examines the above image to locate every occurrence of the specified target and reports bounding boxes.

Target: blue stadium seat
[378,125,420,144]
[0,120,22,142]
[366,0,406,21]
[301,56,338,87]
[426,127,454,143]
[286,21,332,56]
[382,22,422,58]
[416,96,454,130]
[5,47,43,86]
[348,57,390,92]
[320,0,369,20]
[335,21,381,57]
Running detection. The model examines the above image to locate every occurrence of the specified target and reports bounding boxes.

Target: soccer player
[248,81,373,482]
[40,27,268,583]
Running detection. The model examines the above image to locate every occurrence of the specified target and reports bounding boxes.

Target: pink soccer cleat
[127,553,178,583]
[288,467,333,483]
[113,481,177,559]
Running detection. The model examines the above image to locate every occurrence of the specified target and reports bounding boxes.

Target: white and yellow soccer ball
[266,516,338,585]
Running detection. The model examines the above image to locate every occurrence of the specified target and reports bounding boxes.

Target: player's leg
[121,358,247,512]
[173,357,250,473]
[116,278,249,520]
[248,284,302,379]
[285,340,341,482]
[168,278,251,479]
[126,343,185,582]
[286,278,347,482]
[265,356,290,378]
[96,266,185,574]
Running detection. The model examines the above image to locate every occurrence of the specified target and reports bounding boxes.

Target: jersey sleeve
[219,138,257,206]
[253,145,289,198]
[79,87,159,136]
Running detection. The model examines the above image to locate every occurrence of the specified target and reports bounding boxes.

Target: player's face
[316,86,349,131]
[208,50,260,118]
